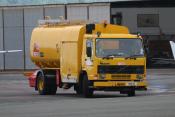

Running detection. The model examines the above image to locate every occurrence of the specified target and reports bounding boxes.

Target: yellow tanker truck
[26,19,147,97]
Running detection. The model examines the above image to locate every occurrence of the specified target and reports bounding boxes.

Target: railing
[38,16,97,27]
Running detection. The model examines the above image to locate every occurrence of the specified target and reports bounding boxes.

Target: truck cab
[80,33,147,97]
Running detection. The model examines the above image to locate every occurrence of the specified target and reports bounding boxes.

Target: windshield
[96,38,144,58]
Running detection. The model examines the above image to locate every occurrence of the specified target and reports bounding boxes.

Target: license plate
[116,82,125,86]
[127,82,136,86]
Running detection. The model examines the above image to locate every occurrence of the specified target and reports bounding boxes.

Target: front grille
[98,65,144,74]
[111,74,131,79]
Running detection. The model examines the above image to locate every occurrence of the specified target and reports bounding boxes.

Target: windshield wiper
[103,54,122,59]
[125,54,144,59]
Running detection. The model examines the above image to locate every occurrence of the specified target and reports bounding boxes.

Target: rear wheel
[82,75,93,98]
[37,72,57,95]
[37,73,47,95]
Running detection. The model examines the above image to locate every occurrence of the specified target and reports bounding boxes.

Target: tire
[82,75,93,98]
[74,84,83,95]
[37,73,47,95]
[37,72,57,95]
[127,89,135,97]
[47,76,57,95]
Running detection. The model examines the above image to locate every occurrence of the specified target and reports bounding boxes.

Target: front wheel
[82,75,93,98]
[127,89,135,97]
[74,84,83,95]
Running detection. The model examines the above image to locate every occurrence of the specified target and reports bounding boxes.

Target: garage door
[0,9,4,70]
[24,7,43,69]
[89,4,110,23]
[44,5,65,19]
[4,8,24,70]
[67,5,88,20]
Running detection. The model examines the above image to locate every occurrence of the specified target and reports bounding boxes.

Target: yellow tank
[30,23,129,68]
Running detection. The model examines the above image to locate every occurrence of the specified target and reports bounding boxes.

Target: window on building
[137,14,159,27]
[111,12,122,25]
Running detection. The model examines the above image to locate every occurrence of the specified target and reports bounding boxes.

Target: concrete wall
[3,8,24,70]
[0,9,4,70]
[111,8,175,35]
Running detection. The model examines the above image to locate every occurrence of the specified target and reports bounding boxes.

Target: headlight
[99,74,106,79]
[136,74,143,80]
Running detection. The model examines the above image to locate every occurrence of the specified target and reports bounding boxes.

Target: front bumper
[93,81,147,90]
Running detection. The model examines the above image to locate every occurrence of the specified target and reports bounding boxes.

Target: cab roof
[85,34,141,39]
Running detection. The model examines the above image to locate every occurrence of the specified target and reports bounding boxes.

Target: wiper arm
[125,54,143,59]
[102,54,122,59]
[103,55,114,59]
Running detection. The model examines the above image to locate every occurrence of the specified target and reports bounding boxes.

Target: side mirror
[86,40,92,57]
[86,47,92,57]
[170,41,175,60]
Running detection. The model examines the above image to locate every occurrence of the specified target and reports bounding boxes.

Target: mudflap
[24,70,39,88]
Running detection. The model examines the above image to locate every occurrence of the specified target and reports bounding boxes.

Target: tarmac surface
[0,69,175,117]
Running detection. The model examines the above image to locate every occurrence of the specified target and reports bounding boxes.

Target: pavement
[0,69,175,117]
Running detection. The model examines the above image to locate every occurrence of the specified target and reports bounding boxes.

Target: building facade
[0,0,175,70]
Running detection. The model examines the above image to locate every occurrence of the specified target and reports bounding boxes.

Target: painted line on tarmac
[148,87,175,94]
